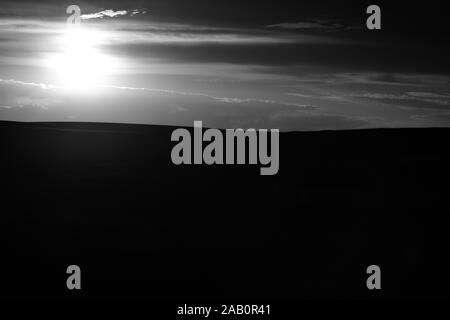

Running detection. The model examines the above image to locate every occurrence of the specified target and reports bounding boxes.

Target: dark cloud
[265,20,352,32]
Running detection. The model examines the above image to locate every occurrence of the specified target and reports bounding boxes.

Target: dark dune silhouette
[1,121,449,300]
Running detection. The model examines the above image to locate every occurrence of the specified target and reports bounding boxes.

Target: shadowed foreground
[1,121,449,300]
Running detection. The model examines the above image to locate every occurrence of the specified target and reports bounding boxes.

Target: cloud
[406,92,450,99]
[81,9,146,20]
[0,78,314,112]
[265,20,359,32]
[0,78,60,113]
[0,79,54,90]
[332,73,450,87]
[130,9,148,16]
[215,97,314,109]
[99,21,321,46]
[351,92,450,108]
[100,84,315,109]
[357,93,413,100]
[287,92,342,101]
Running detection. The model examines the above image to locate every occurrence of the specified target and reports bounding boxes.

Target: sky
[0,0,449,131]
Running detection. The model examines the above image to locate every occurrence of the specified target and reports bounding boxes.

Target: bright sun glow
[46,28,118,93]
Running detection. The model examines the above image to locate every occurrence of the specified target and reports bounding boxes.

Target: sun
[46,28,117,93]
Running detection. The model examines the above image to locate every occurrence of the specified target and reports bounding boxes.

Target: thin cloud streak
[352,92,450,107]
[0,78,315,110]
[81,9,148,20]
[100,85,316,109]
[0,79,55,90]
[265,20,361,31]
